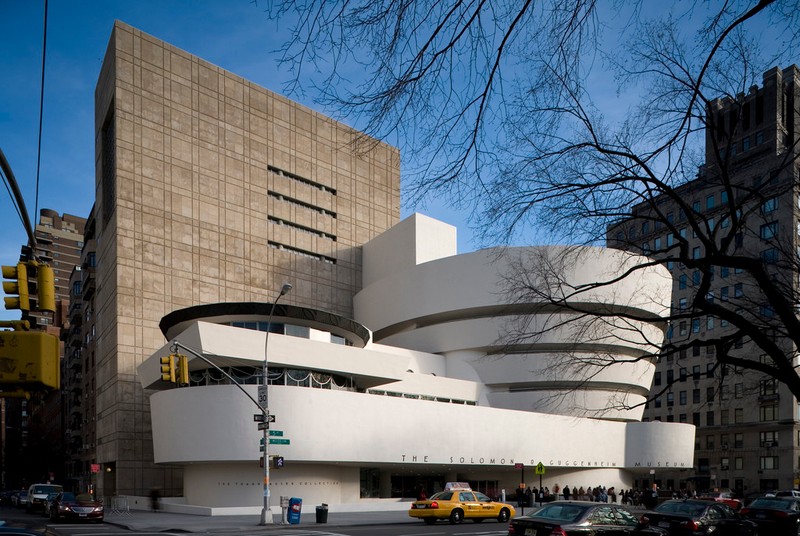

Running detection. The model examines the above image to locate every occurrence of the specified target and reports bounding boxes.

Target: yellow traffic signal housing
[35,264,55,313]
[160,355,176,383]
[176,354,189,386]
[2,263,30,312]
[0,330,60,390]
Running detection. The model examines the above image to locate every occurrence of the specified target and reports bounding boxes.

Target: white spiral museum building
[139,214,694,515]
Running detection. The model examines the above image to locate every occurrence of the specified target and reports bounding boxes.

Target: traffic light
[35,263,55,313]
[2,263,30,312]
[160,355,176,383]
[0,330,60,390]
[176,354,189,386]
[274,456,285,469]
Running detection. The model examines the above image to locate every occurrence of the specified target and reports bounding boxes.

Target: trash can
[315,503,328,523]
[287,497,302,524]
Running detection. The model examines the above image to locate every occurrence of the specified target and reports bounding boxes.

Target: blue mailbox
[287,497,302,524]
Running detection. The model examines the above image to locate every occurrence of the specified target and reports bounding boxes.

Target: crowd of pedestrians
[515,483,676,508]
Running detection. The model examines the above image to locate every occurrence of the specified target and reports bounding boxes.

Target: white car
[775,490,800,498]
[26,484,63,513]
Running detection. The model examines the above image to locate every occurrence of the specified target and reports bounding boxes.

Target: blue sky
[0,1,476,321]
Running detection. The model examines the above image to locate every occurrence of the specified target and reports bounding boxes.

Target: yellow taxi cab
[408,482,516,524]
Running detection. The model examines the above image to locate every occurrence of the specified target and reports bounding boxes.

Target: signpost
[535,463,546,505]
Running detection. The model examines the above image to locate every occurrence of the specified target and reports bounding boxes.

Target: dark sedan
[640,499,756,535]
[508,501,667,536]
[48,492,103,523]
[740,497,800,535]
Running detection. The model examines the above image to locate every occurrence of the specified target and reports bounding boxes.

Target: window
[692,319,701,333]
[721,457,730,470]
[667,392,675,407]
[760,404,778,421]
[721,266,729,278]
[693,389,701,403]
[667,370,674,383]
[679,228,687,239]
[680,391,687,405]
[693,247,701,259]
[762,197,778,214]
[679,297,688,310]
[735,457,743,469]
[760,456,779,470]
[734,383,743,398]
[721,287,729,301]
[762,247,779,263]
[734,408,743,424]
[693,271,701,285]
[706,195,715,210]
[707,316,715,330]
[655,397,662,408]
[707,387,715,402]
[734,283,743,298]
[654,237,662,250]
[693,413,701,426]
[760,222,778,239]
[654,372,662,386]
[679,413,687,423]
[679,321,687,336]
[721,385,729,400]
[721,410,729,425]
[706,435,715,449]
[679,274,687,289]
[760,431,778,447]
[693,201,701,213]
[760,379,777,396]
[707,411,715,426]
[642,222,650,234]
[680,368,687,381]
[742,136,751,151]
[693,365,701,380]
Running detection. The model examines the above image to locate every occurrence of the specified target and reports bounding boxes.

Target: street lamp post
[260,282,292,526]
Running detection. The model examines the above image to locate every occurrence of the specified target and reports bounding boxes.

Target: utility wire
[34,0,49,219]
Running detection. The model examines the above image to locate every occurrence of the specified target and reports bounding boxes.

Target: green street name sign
[269,438,290,445]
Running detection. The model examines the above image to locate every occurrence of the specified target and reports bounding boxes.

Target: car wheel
[449,509,464,524]
[423,518,436,525]
[498,508,511,522]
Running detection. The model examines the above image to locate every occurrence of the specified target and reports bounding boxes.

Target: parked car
[26,484,62,513]
[11,491,28,509]
[509,501,667,536]
[640,499,757,535]
[696,490,743,511]
[740,496,800,535]
[743,492,775,507]
[409,483,515,524]
[776,490,800,499]
[48,492,103,523]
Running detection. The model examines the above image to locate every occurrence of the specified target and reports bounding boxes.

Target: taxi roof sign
[444,482,472,491]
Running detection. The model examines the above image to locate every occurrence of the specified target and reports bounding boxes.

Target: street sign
[254,414,265,422]
[514,463,524,469]
[257,422,269,430]
[269,430,283,436]
[269,438,290,445]
[535,462,546,475]
[257,385,268,408]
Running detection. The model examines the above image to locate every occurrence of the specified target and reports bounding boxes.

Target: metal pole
[260,283,292,526]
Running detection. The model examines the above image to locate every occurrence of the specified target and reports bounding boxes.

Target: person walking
[563,485,571,501]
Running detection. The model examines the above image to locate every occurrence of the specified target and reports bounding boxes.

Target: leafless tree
[265,1,800,409]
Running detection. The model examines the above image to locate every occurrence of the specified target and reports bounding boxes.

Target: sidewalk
[104,508,415,532]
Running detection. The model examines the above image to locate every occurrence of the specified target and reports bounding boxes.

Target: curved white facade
[140,214,693,515]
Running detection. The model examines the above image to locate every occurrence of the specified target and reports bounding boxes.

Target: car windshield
[531,504,588,522]
[750,498,797,510]
[32,485,61,494]
[430,491,453,501]
[655,502,707,517]
[474,492,491,502]
[60,493,76,502]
